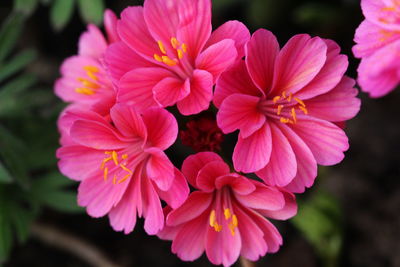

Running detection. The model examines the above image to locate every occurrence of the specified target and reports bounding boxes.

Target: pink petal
[145,148,174,191]
[196,161,230,192]
[214,60,263,108]
[361,0,400,31]
[246,29,279,92]
[258,188,297,220]
[157,168,189,209]
[217,93,265,138]
[196,39,237,82]
[306,76,361,122]
[256,122,297,187]
[157,207,179,240]
[104,9,119,43]
[57,146,105,181]
[181,152,223,188]
[70,120,127,150]
[167,191,213,226]
[142,177,164,235]
[141,108,178,150]
[105,42,152,83]
[177,69,213,115]
[171,211,208,261]
[108,168,142,234]
[247,211,282,253]
[291,117,349,166]
[118,67,172,111]
[215,174,256,195]
[205,20,250,59]
[235,184,285,211]
[358,65,399,98]
[233,123,272,173]
[153,77,190,107]
[234,206,267,261]
[78,24,107,58]
[117,6,159,60]
[205,212,242,267]
[295,39,349,100]
[277,123,317,193]
[78,171,130,217]
[177,0,212,60]
[110,104,147,140]
[271,34,327,96]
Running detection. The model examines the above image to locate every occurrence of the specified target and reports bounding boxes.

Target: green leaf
[50,0,76,31]
[0,49,37,84]
[14,0,39,16]
[33,172,75,190]
[77,0,104,25]
[9,204,34,243]
[0,162,13,184]
[0,15,25,63]
[40,191,83,213]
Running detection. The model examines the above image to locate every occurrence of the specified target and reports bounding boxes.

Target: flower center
[75,65,101,95]
[379,0,400,24]
[209,208,238,236]
[272,91,308,124]
[100,151,133,185]
[153,37,188,67]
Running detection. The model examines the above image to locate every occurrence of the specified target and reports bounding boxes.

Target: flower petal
[153,77,190,107]
[145,148,175,191]
[110,104,147,140]
[245,29,279,92]
[257,188,297,220]
[217,93,265,138]
[233,123,272,173]
[247,211,282,253]
[235,184,285,211]
[78,24,107,58]
[177,69,213,115]
[215,174,256,195]
[157,168,189,209]
[142,177,164,235]
[197,161,230,192]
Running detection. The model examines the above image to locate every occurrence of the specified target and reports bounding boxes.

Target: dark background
[0,0,399,266]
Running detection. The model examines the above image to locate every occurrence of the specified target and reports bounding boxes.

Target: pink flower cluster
[353,0,400,97]
[55,0,360,266]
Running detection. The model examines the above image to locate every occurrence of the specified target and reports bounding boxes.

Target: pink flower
[56,104,189,234]
[108,0,250,115]
[215,29,360,193]
[353,0,400,97]
[55,10,119,107]
[158,152,297,267]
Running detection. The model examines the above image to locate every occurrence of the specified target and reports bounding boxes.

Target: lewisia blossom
[159,152,297,267]
[108,0,250,115]
[55,10,119,110]
[215,29,360,193]
[56,104,189,234]
[353,0,400,97]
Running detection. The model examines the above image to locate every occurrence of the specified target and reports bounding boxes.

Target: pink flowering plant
[53,0,361,266]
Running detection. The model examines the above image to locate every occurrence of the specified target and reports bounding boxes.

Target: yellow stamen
[104,167,108,181]
[282,91,287,98]
[77,78,100,89]
[272,96,281,103]
[209,210,216,227]
[228,215,238,236]
[105,151,112,155]
[100,157,111,170]
[162,56,177,66]
[291,107,297,123]
[280,117,293,124]
[120,164,133,174]
[214,223,222,232]
[112,151,119,166]
[299,105,308,115]
[83,66,99,73]
[154,54,163,62]
[171,37,180,49]
[277,105,283,116]
[288,92,293,102]
[75,87,95,95]
[224,208,232,220]
[181,43,187,53]
[118,174,131,184]
[294,97,305,107]
[232,215,238,227]
[113,174,117,185]
[177,49,184,59]
[157,40,167,54]
[382,6,396,12]
[122,154,128,160]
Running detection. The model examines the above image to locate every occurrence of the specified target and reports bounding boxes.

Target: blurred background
[0,0,399,266]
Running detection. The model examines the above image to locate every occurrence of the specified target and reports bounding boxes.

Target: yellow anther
[291,107,297,123]
[224,208,232,220]
[112,151,119,166]
[171,37,180,49]
[75,87,95,95]
[162,56,177,66]
[282,91,287,98]
[299,105,308,115]
[280,117,293,124]
[157,40,167,54]
[120,164,133,174]
[113,174,117,185]
[181,43,187,53]
[288,92,293,102]
[294,97,305,107]
[232,215,238,227]
[228,215,238,236]
[214,223,222,232]
[154,54,163,62]
[83,66,99,73]
[104,167,108,181]
[100,157,111,170]
[209,210,216,227]
[77,78,100,89]
[272,96,281,103]
[122,154,128,160]
[105,151,112,155]
[277,105,283,116]
[177,49,184,59]
[382,6,396,11]
[118,174,131,184]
